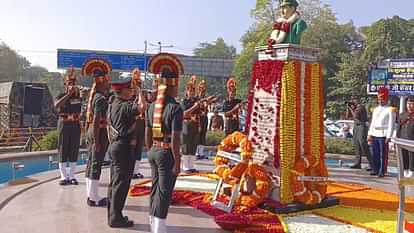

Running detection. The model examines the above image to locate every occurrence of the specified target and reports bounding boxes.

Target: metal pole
[144,40,148,81]
[400,96,406,114]
[396,145,405,233]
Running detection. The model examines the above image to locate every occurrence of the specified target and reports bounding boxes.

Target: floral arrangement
[276,61,327,204]
[214,131,273,208]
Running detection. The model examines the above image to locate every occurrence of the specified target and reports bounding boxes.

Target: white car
[335,120,354,136]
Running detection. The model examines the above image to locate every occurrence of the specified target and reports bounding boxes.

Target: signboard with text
[57,49,149,72]
[367,59,414,96]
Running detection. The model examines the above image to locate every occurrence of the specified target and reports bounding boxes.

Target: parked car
[325,121,341,135]
[324,126,337,137]
[335,120,354,135]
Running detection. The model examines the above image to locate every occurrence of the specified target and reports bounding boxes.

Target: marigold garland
[280,61,297,204]
[287,62,327,205]
[214,131,272,208]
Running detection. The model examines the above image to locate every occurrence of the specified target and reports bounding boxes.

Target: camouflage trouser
[85,128,108,180]
[225,119,239,135]
[58,121,81,163]
[181,121,199,155]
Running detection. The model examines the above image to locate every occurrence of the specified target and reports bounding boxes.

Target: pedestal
[246,44,329,206]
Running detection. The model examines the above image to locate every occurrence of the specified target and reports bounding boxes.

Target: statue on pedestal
[267,0,307,50]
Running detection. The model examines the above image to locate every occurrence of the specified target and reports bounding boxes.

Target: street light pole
[144,40,148,81]
[149,41,173,53]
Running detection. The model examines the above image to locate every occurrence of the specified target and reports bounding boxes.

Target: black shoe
[132,173,144,179]
[70,179,79,185]
[350,164,361,169]
[59,179,69,186]
[87,197,108,207]
[366,168,372,172]
[370,172,378,176]
[109,219,134,228]
[378,173,385,178]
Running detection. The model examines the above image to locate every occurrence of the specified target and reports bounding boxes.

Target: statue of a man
[268,0,307,47]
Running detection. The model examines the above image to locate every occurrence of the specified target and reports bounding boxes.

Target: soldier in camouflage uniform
[223,77,242,135]
[197,80,208,146]
[181,75,200,173]
[54,68,82,186]
[107,73,145,228]
[348,96,371,170]
[84,69,111,207]
[146,53,184,233]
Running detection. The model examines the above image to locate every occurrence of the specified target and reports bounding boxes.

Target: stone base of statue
[256,44,320,63]
[245,44,336,210]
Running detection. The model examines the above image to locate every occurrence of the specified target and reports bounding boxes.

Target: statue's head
[280,0,298,19]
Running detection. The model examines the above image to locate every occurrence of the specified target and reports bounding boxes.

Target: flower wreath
[214,132,272,207]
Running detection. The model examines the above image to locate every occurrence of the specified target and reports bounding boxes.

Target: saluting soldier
[181,75,200,173]
[83,64,111,207]
[54,67,82,186]
[198,80,208,146]
[131,68,146,179]
[397,97,414,177]
[223,77,242,135]
[107,72,145,228]
[146,53,184,232]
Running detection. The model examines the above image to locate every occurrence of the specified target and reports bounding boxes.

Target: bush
[34,130,59,151]
[205,131,226,146]
[325,137,355,155]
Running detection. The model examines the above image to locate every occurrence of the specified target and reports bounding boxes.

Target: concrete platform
[0,159,227,233]
[0,157,413,233]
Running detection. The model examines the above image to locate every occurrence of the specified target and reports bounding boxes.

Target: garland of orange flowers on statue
[288,62,328,205]
[214,131,272,208]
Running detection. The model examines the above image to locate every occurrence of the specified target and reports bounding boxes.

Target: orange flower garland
[286,62,327,205]
[214,131,272,208]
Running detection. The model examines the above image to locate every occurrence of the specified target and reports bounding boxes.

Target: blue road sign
[368,59,414,96]
[57,49,150,72]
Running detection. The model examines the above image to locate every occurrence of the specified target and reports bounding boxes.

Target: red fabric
[129,176,286,233]
[280,22,290,33]
[273,22,283,30]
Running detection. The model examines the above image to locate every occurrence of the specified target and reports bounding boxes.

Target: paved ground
[0,157,413,233]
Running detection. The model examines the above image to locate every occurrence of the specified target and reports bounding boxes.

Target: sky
[0,0,413,72]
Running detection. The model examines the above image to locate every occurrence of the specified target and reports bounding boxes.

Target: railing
[391,137,414,233]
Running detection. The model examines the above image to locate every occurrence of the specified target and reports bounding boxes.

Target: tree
[0,43,32,82]
[363,16,414,63]
[190,38,237,98]
[325,52,369,118]
[193,37,237,59]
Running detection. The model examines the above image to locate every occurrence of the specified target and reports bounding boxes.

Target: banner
[367,59,414,96]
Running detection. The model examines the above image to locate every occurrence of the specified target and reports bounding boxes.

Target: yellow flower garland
[311,63,321,167]
[280,61,298,204]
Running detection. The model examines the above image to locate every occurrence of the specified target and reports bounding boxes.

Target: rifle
[225,100,247,117]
